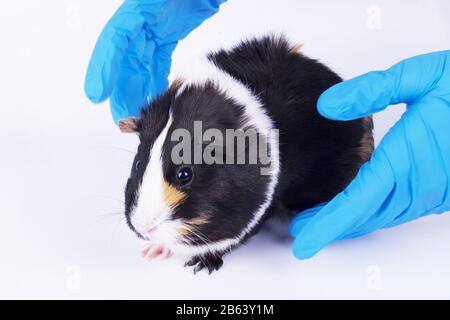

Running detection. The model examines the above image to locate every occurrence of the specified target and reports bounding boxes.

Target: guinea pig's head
[121,72,280,258]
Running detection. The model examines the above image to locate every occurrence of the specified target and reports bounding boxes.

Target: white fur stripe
[171,58,281,256]
[131,119,172,237]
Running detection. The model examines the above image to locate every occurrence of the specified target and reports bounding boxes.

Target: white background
[0,0,449,299]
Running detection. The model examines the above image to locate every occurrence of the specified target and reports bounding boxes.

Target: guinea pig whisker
[91,194,126,205]
[178,224,224,262]
[102,145,136,154]
[180,225,206,245]
[96,211,124,217]
[191,230,224,260]
[182,226,223,259]
[90,211,124,226]
[191,231,211,247]
[109,215,127,248]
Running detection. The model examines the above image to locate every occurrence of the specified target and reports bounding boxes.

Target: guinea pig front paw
[141,243,172,261]
[184,253,224,274]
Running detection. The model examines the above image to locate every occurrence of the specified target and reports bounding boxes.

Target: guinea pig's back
[209,35,374,214]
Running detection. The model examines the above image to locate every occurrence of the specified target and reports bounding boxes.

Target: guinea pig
[119,35,374,274]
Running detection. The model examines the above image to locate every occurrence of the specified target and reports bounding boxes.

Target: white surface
[0,0,449,299]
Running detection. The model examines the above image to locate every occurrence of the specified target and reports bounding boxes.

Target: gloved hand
[290,51,450,259]
[84,0,225,123]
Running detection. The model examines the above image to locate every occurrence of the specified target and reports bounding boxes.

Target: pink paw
[141,243,172,261]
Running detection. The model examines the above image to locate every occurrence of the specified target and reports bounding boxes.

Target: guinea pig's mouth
[127,215,224,257]
[129,215,189,245]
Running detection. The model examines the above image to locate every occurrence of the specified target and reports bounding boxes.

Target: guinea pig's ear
[119,117,140,134]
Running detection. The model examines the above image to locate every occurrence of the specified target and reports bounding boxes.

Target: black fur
[209,36,371,212]
[124,35,373,273]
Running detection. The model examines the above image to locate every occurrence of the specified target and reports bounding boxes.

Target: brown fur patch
[185,215,209,226]
[178,227,190,237]
[119,79,182,134]
[162,179,187,209]
[177,213,210,237]
[359,116,375,163]
[119,117,139,133]
[288,43,303,54]
[170,78,184,91]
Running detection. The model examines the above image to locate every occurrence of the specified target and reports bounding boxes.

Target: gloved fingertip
[110,103,130,126]
[289,222,299,237]
[213,0,228,6]
[292,242,318,260]
[317,70,395,121]
[317,88,347,121]
[85,90,106,104]
[289,203,328,237]
[111,111,122,126]
[289,216,311,237]
[84,74,109,104]
[110,97,144,125]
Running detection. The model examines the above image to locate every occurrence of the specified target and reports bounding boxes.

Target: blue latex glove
[290,51,450,259]
[84,0,225,123]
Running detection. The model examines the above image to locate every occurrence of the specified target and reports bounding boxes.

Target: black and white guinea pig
[119,35,374,274]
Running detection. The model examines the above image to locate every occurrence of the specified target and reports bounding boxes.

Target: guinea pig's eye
[135,160,141,171]
[176,167,193,185]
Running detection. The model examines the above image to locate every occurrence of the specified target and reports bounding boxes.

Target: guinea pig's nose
[142,219,159,234]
